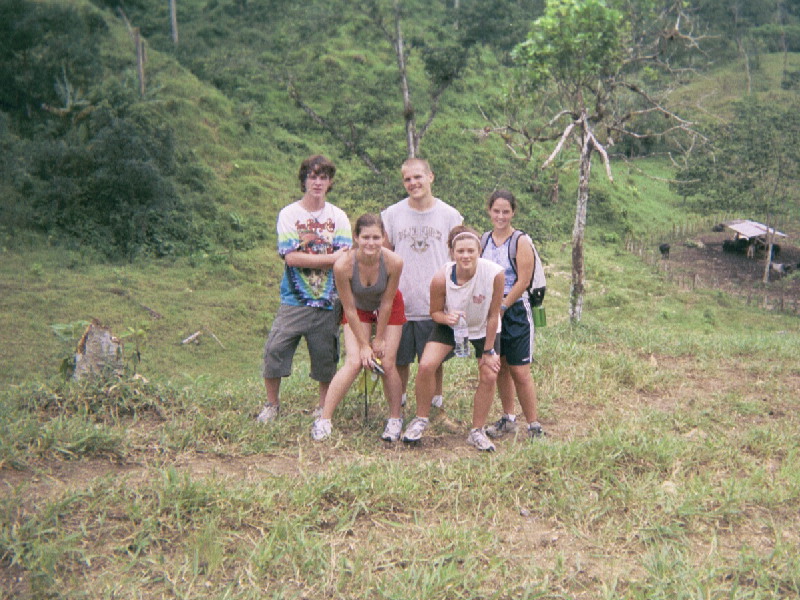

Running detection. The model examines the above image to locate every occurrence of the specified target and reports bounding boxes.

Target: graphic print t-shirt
[381,199,462,320]
[277,201,352,309]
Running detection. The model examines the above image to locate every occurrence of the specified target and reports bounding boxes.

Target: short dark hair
[298,155,336,192]
[487,189,517,212]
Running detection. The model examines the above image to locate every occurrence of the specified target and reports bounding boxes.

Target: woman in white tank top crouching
[401,225,505,451]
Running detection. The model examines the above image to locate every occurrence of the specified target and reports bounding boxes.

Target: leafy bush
[0,1,228,260]
[28,111,182,259]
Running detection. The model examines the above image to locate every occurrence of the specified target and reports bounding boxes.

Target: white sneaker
[311,418,332,441]
[381,418,403,442]
[467,428,496,452]
[431,395,443,408]
[256,403,279,423]
[402,417,429,442]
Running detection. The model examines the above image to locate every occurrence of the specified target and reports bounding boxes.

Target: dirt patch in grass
[4,352,796,503]
[657,230,800,310]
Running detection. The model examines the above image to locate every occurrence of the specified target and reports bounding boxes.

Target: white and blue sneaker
[467,428,496,452]
[256,402,279,423]
[401,417,429,443]
[311,418,332,441]
[381,418,403,442]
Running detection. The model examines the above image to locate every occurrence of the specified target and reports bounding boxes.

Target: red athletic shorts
[342,290,407,326]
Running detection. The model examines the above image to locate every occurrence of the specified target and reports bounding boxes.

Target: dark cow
[722,238,751,254]
[659,243,670,259]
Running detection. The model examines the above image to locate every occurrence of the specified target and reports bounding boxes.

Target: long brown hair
[447,225,482,250]
[354,213,385,237]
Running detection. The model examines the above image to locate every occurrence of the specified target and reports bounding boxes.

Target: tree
[359,0,471,158]
[30,110,183,260]
[169,0,178,45]
[279,0,474,166]
[509,0,703,322]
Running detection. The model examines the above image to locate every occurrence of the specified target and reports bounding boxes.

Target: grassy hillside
[2,2,800,598]
[5,1,798,257]
[2,231,800,598]
[669,52,800,121]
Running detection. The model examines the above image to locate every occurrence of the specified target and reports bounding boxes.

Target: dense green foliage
[513,0,625,90]
[675,97,800,216]
[1,0,799,259]
[1,1,210,259]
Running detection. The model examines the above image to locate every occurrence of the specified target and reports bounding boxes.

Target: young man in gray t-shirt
[381,158,463,410]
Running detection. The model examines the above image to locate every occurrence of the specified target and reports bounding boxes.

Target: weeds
[2,224,800,598]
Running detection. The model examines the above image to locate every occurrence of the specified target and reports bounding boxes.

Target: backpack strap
[480,231,491,255]
[508,229,525,279]
[512,230,544,289]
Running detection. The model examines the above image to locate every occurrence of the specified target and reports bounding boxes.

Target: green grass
[669,53,800,121]
[2,229,800,598]
[4,4,800,594]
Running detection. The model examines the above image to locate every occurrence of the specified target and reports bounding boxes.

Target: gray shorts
[262,304,340,382]
[397,319,453,366]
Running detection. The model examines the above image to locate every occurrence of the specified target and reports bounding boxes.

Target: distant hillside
[2,0,799,262]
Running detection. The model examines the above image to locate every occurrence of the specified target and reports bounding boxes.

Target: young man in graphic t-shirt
[257,155,352,422]
[381,158,463,411]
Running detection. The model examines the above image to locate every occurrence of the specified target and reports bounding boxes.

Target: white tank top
[444,258,504,339]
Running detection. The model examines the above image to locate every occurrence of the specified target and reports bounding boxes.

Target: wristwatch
[483,348,497,356]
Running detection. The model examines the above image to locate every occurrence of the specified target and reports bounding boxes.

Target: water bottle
[453,314,470,358]
[532,305,547,328]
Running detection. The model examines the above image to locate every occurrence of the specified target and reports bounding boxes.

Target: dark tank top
[351,251,389,312]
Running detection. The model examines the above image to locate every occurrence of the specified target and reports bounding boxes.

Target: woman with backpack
[480,190,545,439]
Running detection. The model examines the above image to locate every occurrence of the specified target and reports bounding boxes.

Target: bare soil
[657,229,800,311]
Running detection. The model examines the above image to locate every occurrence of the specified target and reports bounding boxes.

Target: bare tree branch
[586,128,613,182]
[416,82,447,147]
[542,122,576,169]
[286,82,383,176]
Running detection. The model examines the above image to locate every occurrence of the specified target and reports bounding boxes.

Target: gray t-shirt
[381,198,463,320]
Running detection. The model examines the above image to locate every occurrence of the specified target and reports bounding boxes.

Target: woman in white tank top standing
[311,214,406,442]
[401,225,505,451]
[481,190,544,441]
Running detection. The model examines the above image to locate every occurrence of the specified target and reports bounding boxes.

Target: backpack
[480,229,546,307]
